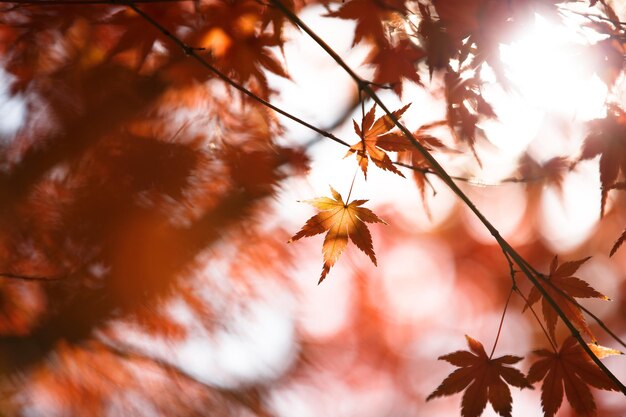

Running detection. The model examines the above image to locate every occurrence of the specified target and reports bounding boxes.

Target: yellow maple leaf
[289,186,386,283]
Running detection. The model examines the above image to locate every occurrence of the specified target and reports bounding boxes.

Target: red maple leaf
[523,256,609,343]
[326,0,407,46]
[527,337,621,417]
[427,335,532,417]
[444,71,496,159]
[366,38,425,96]
[192,0,290,98]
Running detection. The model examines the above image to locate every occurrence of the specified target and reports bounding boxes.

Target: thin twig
[565,8,626,28]
[393,161,541,186]
[269,0,626,393]
[501,248,518,287]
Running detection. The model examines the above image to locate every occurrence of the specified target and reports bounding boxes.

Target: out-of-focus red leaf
[191,0,290,98]
[580,105,626,215]
[518,155,570,194]
[444,71,496,159]
[326,0,407,46]
[366,38,424,96]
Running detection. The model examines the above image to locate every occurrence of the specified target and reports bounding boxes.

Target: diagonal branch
[268,0,626,394]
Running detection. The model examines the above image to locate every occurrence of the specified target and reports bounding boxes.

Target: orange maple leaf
[427,335,532,417]
[523,256,608,343]
[289,186,385,283]
[345,103,411,179]
[527,337,621,417]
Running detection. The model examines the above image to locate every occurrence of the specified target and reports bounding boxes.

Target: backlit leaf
[527,337,620,417]
[289,186,386,283]
[427,335,532,417]
[345,103,411,179]
[523,256,608,343]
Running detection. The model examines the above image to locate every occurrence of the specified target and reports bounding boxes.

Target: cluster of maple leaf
[426,257,622,417]
[428,334,620,417]
[0,0,624,416]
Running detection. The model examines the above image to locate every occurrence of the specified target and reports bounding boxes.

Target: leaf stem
[490,287,514,359]
[346,168,358,203]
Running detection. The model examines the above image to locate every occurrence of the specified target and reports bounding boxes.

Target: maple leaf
[325,0,407,46]
[345,103,411,179]
[523,256,609,343]
[366,38,425,96]
[580,105,626,215]
[527,337,621,417]
[193,0,290,98]
[518,155,570,194]
[289,186,385,283]
[444,71,496,162]
[108,5,188,70]
[416,3,460,77]
[427,335,532,417]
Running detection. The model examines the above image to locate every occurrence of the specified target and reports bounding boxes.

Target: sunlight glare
[500,14,607,119]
